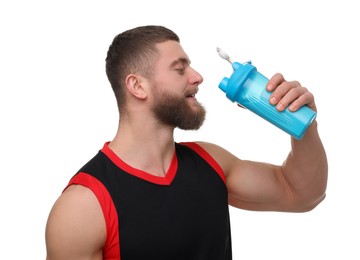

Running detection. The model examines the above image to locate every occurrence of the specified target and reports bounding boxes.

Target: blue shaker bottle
[218,60,316,139]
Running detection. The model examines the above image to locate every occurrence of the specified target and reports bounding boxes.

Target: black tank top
[66,142,232,260]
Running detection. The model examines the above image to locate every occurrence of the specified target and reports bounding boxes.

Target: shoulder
[46,185,106,259]
[52,184,105,216]
[193,141,242,177]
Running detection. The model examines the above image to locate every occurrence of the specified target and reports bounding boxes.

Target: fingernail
[277,103,284,111]
[270,97,277,104]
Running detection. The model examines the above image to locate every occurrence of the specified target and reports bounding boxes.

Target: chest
[106,155,230,259]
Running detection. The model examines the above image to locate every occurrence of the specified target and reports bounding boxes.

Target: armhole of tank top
[180,142,226,184]
[64,172,121,259]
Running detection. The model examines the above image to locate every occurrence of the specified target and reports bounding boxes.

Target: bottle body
[219,62,316,139]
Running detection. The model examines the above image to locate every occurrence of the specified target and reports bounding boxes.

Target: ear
[125,74,148,100]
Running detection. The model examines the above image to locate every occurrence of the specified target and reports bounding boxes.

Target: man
[45,25,328,260]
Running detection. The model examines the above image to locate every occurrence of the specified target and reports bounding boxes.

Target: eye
[175,67,185,75]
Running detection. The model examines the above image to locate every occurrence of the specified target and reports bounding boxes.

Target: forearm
[282,120,328,210]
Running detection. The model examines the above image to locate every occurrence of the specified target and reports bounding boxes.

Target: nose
[189,66,203,86]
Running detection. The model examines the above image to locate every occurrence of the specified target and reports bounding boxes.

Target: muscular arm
[198,73,328,212]
[280,121,327,211]
[198,121,327,212]
[45,185,106,260]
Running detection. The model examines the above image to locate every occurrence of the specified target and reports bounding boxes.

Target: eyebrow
[169,57,191,68]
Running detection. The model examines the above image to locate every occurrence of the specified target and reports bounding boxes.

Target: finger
[266,73,285,92]
[269,80,297,106]
[288,90,316,112]
[275,85,306,111]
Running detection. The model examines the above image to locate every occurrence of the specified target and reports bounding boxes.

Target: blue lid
[218,62,256,102]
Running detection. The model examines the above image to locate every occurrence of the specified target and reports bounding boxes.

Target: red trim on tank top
[64,173,120,260]
[180,142,227,184]
[101,142,178,185]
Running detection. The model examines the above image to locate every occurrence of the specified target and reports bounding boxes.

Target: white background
[1,0,359,259]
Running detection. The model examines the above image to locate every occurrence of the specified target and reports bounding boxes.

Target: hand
[266,73,317,112]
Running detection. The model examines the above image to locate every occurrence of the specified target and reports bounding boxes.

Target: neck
[108,114,176,177]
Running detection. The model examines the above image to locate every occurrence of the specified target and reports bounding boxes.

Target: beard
[151,87,206,130]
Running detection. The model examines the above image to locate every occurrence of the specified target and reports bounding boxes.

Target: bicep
[197,141,294,211]
[226,160,295,211]
[45,185,106,260]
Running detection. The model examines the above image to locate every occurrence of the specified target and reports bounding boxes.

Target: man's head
[106,25,179,113]
[105,25,205,130]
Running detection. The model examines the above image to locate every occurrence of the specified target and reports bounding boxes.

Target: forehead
[155,40,190,66]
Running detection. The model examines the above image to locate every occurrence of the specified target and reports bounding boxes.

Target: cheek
[154,81,186,97]
[152,70,188,92]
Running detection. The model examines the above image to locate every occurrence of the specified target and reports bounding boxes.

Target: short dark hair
[105,25,180,113]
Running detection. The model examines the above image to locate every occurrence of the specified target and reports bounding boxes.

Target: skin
[45,40,328,259]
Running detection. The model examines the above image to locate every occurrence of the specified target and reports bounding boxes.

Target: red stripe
[65,172,120,260]
[101,142,178,185]
[180,142,227,184]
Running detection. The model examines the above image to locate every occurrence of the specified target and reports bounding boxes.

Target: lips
[185,89,198,98]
